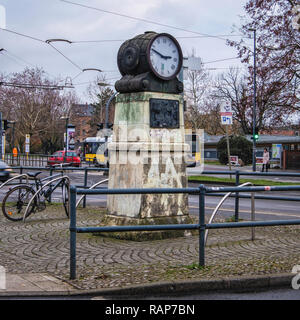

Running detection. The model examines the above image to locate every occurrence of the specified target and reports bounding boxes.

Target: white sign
[221,116,232,125]
[220,101,233,125]
[220,101,232,113]
[67,127,75,151]
[184,56,203,71]
[0,5,6,29]
[230,155,239,165]
[272,144,282,159]
[25,134,30,144]
[25,144,30,153]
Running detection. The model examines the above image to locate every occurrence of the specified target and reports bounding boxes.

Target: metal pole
[65,118,68,152]
[49,168,53,203]
[70,185,77,280]
[251,192,255,241]
[234,170,240,222]
[104,92,118,169]
[83,168,88,208]
[11,122,15,165]
[225,125,232,178]
[199,185,206,267]
[252,28,257,172]
[105,92,118,129]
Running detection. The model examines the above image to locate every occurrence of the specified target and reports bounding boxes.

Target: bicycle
[1,169,70,222]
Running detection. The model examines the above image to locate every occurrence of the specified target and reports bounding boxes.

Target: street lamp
[249,28,257,172]
[97,82,117,130]
[60,116,69,151]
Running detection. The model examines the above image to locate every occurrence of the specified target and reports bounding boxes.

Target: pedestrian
[76,146,82,158]
[261,148,270,172]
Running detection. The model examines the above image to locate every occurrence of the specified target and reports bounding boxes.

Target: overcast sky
[0,0,249,102]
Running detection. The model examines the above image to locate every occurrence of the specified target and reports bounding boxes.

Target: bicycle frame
[37,173,65,201]
[23,175,70,222]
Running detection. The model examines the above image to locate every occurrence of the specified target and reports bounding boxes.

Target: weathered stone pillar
[104,91,193,240]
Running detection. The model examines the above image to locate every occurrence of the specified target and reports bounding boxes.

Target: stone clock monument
[105,32,192,239]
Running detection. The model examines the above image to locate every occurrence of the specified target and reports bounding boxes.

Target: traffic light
[2,120,13,131]
[251,128,259,141]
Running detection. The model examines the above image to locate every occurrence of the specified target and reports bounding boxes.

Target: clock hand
[151,48,164,58]
[151,48,172,60]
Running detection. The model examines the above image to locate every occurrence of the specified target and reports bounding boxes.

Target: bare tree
[0,67,79,153]
[227,0,299,118]
[213,66,295,134]
[184,57,211,130]
[86,74,115,136]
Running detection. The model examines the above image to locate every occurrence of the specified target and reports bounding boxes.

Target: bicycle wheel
[61,181,69,218]
[2,185,36,222]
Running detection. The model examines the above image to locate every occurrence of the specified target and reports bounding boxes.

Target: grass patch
[225,215,244,223]
[204,160,222,165]
[188,175,300,186]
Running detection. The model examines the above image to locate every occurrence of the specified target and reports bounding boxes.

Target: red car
[47,150,81,167]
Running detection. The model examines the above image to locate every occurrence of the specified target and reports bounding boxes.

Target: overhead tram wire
[46,42,83,72]
[0,81,74,90]
[71,34,245,44]
[0,27,108,81]
[59,0,230,41]
[0,26,242,87]
[0,27,45,43]
[0,27,242,67]
[0,27,84,74]
[0,47,68,82]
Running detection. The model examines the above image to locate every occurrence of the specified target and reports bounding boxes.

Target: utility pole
[249,28,257,172]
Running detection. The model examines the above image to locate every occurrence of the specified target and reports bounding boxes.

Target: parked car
[47,150,81,167]
[0,160,12,182]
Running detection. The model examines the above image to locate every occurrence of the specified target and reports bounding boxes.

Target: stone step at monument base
[96,214,196,241]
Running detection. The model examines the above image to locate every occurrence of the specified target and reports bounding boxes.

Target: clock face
[148,34,182,80]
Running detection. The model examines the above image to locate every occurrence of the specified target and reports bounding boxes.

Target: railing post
[199,184,206,267]
[251,192,255,241]
[70,185,77,280]
[19,166,23,184]
[83,168,88,208]
[235,170,240,222]
[49,168,53,203]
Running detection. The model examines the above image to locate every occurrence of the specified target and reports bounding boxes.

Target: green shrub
[217,135,252,165]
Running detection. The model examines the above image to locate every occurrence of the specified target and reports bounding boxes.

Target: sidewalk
[0,272,296,298]
[0,205,299,298]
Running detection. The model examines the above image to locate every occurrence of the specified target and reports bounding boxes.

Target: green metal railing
[69,183,300,280]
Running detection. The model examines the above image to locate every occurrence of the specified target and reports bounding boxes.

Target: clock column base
[104,91,192,240]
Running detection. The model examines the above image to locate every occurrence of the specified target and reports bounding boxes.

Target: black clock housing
[115,32,183,94]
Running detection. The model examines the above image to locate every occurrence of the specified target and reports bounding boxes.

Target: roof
[204,134,300,145]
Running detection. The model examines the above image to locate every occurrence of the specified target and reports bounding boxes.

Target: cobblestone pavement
[0,205,299,290]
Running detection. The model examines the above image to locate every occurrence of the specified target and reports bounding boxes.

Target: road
[2,168,300,222]
[68,170,300,221]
